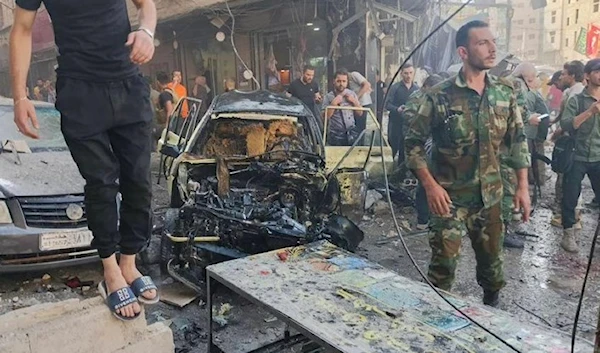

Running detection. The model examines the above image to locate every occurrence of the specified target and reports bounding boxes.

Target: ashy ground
[0,153,598,353]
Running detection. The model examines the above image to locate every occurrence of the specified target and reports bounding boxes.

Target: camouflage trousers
[554,173,563,214]
[428,203,505,292]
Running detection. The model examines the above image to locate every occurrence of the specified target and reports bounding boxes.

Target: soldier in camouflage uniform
[404,21,531,307]
[498,70,530,249]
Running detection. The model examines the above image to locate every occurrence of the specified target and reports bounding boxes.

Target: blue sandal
[98,281,141,321]
[130,276,159,305]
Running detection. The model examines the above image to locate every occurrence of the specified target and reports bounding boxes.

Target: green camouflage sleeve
[404,93,432,170]
[504,90,531,170]
[559,95,579,134]
[515,88,530,123]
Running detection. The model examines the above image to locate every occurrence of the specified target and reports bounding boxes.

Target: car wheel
[160,208,182,274]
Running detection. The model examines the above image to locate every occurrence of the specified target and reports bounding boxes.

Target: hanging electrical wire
[377,0,522,351]
[225,0,260,89]
[571,215,600,353]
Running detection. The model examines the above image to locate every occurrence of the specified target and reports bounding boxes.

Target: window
[517,19,524,25]
[594,0,599,13]
[566,38,569,47]
[567,17,570,26]
[574,31,578,45]
[529,18,536,24]
[575,9,579,23]
[529,33,536,39]
[550,31,556,44]
[551,11,557,23]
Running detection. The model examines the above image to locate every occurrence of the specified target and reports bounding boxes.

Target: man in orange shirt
[167,70,188,118]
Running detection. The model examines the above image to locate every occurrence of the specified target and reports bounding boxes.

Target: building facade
[509,0,545,62]
[541,0,600,65]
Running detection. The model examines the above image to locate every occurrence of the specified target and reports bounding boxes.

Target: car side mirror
[160,144,181,158]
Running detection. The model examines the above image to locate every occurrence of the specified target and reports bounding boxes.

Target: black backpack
[551,94,585,173]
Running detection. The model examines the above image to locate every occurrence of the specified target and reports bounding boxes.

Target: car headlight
[0,201,12,224]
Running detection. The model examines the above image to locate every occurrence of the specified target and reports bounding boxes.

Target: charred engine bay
[174,117,364,259]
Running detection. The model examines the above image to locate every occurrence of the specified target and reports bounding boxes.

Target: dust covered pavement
[0,153,598,353]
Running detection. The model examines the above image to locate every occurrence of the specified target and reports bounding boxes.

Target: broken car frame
[156,92,395,292]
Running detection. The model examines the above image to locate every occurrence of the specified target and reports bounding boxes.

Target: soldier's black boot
[483,290,500,307]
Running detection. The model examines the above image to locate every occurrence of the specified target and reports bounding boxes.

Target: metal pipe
[166,234,221,243]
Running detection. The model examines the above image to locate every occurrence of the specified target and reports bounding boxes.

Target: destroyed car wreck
[158,91,365,290]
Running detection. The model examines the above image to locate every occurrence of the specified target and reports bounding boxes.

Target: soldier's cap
[548,70,561,86]
[584,59,600,74]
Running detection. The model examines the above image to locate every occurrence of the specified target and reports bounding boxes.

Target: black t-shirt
[17,0,138,81]
[288,79,319,112]
[158,91,173,110]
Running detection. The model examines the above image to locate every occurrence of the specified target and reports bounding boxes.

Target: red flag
[587,24,600,58]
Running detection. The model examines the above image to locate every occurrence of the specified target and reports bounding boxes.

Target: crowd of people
[28,78,56,103]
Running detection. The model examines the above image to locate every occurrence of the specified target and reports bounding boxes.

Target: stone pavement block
[27,301,147,353]
[114,323,174,353]
[0,298,82,334]
[0,296,158,353]
[0,332,30,353]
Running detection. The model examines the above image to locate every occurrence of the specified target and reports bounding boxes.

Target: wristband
[137,27,154,39]
[14,97,28,106]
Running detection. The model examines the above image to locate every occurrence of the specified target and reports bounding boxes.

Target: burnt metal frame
[206,267,343,353]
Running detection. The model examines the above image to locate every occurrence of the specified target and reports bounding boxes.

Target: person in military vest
[404,21,531,307]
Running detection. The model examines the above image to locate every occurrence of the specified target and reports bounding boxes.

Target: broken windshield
[0,105,67,152]
[192,115,320,158]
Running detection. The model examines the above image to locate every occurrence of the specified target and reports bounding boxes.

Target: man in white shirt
[348,71,372,139]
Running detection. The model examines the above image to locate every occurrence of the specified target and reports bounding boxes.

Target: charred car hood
[0,151,84,197]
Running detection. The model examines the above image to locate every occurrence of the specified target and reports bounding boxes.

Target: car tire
[160,208,182,275]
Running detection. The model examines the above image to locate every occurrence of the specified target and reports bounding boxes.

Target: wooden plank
[207,241,594,353]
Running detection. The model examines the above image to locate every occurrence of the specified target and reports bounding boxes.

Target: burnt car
[0,98,98,272]
[157,91,364,288]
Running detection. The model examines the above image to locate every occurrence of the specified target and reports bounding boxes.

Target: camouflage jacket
[404,72,531,208]
[560,90,600,163]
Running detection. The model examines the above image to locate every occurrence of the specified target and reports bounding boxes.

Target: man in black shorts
[10,0,158,321]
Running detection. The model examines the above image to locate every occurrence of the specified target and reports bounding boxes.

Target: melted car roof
[211,90,312,117]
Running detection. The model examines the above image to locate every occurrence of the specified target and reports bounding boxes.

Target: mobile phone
[539,114,549,120]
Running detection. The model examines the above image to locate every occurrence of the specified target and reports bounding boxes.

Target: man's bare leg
[119,254,157,301]
[103,255,141,318]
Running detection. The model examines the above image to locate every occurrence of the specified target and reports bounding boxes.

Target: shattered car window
[0,105,67,151]
[192,116,317,158]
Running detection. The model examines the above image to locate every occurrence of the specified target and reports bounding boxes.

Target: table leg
[207,272,216,353]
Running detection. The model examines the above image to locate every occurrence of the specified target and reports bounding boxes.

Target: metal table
[206,241,594,353]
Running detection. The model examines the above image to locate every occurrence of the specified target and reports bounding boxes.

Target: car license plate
[39,230,93,251]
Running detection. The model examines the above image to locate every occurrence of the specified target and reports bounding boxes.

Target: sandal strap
[107,287,138,311]
[130,276,157,297]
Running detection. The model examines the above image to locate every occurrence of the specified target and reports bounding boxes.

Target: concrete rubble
[0,296,174,353]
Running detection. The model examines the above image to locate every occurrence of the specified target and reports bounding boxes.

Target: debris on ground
[150,310,170,323]
[365,190,383,210]
[41,274,51,283]
[264,316,278,323]
[159,282,199,308]
[212,303,233,327]
[181,322,207,347]
[64,276,94,289]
